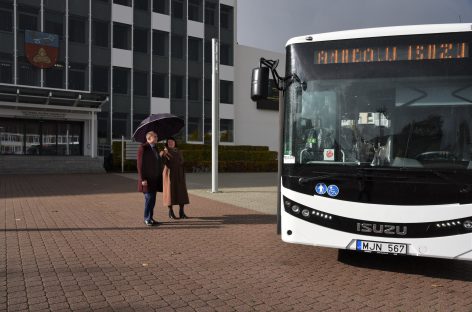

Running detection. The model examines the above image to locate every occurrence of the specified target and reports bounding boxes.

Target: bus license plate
[356,240,407,255]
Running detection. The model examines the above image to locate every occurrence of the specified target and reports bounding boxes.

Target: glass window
[57,123,82,156]
[112,113,128,139]
[0,54,12,83]
[112,112,130,139]
[171,75,184,99]
[204,2,215,25]
[188,0,202,22]
[113,67,129,94]
[18,59,39,86]
[97,112,110,144]
[220,43,233,66]
[188,77,200,101]
[153,0,169,14]
[113,22,131,50]
[113,0,131,6]
[134,0,148,10]
[220,80,233,104]
[134,71,148,96]
[41,121,57,156]
[18,12,38,31]
[0,4,13,32]
[133,28,148,53]
[44,63,64,88]
[25,122,40,155]
[172,0,183,19]
[0,118,24,155]
[220,4,233,29]
[187,117,202,142]
[69,17,86,43]
[152,30,168,56]
[69,63,86,90]
[152,72,168,98]
[171,35,184,59]
[220,119,233,142]
[284,76,472,168]
[92,66,109,92]
[45,11,63,37]
[93,20,109,47]
[188,37,202,62]
[204,78,211,101]
[204,39,211,63]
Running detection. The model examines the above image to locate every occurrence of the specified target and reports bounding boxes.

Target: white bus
[251,24,472,260]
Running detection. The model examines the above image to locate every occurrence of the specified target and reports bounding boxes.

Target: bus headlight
[284,200,292,208]
[463,220,472,230]
[291,205,300,213]
[301,209,310,218]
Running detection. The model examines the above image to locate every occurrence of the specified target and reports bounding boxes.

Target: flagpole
[211,38,219,193]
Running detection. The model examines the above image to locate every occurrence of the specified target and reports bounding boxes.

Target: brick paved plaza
[2,173,472,311]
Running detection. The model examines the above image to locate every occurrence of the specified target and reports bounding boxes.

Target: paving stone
[3,173,472,312]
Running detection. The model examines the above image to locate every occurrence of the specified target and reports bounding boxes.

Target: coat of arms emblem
[25,30,59,69]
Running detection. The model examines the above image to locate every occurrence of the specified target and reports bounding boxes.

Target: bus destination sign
[315,42,468,64]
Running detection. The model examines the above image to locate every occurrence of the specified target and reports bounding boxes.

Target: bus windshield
[284,75,472,169]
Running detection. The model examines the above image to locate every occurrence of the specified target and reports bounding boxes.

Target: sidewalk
[116,172,278,215]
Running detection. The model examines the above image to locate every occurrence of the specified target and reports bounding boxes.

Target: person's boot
[179,206,188,219]
[168,206,177,219]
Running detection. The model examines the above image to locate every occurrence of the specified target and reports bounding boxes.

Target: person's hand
[141,180,148,186]
[161,149,172,160]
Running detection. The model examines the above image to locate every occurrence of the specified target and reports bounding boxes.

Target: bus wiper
[299,175,332,184]
[298,172,356,185]
[297,166,403,185]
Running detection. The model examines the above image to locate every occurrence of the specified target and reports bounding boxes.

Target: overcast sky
[237,0,472,53]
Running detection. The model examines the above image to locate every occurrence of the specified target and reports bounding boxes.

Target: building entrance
[0,118,83,156]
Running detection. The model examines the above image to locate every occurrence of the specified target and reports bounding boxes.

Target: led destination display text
[315,42,468,64]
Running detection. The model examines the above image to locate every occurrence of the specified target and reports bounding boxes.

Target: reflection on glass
[41,122,57,155]
[0,118,82,156]
[284,76,472,169]
[187,117,203,142]
[0,120,24,155]
[25,122,40,155]
[58,123,81,156]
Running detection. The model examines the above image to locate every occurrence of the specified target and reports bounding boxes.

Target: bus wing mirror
[250,66,270,101]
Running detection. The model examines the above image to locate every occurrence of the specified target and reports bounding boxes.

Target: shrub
[111,141,277,172]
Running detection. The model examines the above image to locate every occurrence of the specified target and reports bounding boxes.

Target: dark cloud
[237,0,472,52]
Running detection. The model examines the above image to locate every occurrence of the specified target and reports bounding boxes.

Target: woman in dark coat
[137,131,163,226]
[161,137,189,219]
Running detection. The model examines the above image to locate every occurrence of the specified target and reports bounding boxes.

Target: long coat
[137,143,163,193]
[162,148,189,206]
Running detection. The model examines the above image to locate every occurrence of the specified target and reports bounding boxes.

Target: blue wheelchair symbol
[315,183,327,195]
[327,185,339,197]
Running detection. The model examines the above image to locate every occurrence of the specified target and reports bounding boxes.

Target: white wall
[234,44,285,152]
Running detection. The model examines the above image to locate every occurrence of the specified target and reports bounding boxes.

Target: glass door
[25,121,40,155]
[57,123,82,155]
[40,121,58,155]
[0,119,24,155]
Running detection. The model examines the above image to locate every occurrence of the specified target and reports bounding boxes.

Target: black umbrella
[132,113,184,143]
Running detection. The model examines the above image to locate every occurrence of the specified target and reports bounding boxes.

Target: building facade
[233,44,284,152]
[0,0,236,157]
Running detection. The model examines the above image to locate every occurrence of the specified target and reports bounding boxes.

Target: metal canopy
[0,85,108,111]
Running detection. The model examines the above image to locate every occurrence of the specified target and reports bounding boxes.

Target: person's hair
[165,137,177,148]
[146,131,157,140]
